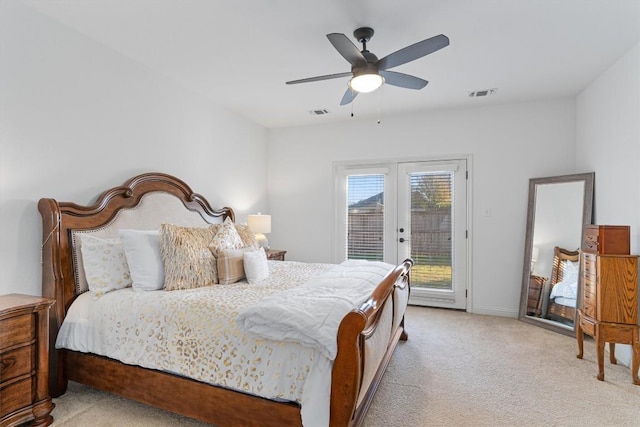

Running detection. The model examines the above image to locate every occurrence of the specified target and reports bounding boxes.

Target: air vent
[468,88,498,98]
[309,109,330,116]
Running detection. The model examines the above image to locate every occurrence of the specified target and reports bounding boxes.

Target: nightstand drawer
[0,377,33,418]
[266,249,286,261]
[0,314,34,351]
[0,345,34,384]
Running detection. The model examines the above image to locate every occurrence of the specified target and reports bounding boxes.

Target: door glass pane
[409,172,453,289]
[347,174,384,261]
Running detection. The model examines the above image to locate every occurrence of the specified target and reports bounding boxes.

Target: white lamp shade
[247,214,271,234]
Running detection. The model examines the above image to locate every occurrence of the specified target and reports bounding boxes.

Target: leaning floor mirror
[519,172,595,336]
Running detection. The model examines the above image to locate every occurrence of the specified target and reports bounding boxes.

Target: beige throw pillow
[217,247,254,285]
[235,224,258,249]
[160,224,217,290]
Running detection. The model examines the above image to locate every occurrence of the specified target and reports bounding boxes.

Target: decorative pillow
[79,234,132,298]
[160,224,217,290]
[118,229,164,291]
[243,248,269,284]
[217,247,255,285]
[208,217,244,256]
[235,223,258,248]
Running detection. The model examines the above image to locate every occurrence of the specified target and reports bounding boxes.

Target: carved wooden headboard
[38,172,233,392]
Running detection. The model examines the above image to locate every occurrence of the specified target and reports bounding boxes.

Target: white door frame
[333,154,473,312]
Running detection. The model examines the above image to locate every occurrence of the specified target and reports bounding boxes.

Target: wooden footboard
[331,258,413,426]
[39,172,413,427]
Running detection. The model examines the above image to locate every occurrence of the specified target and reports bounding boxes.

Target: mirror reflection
[519,173,594,335]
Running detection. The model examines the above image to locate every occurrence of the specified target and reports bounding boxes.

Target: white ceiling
[23,0,640,128]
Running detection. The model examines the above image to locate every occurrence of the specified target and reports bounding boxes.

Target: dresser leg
[31,399,55,427]
[609,343,617,364]
[596,330,605,381]
[633,337,640,385]
[576,320,584,359]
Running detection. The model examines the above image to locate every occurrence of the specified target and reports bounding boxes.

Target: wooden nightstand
[526,275,547,317]
[266,249,287,261]
[0,294,55,427]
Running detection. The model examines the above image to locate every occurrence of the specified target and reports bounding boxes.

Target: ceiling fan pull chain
[351,88,355,117]
[377,89,382,124]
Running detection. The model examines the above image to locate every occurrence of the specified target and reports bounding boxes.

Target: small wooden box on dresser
[575,225,640,384]
[0,294,55,426]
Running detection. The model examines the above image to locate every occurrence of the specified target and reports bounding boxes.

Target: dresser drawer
[582,276,596,294]
[0,314,34,351]
[582,292,597,318]
[0,377,33,418]
[583,253,596,272]
[579,314,596,336]
[583,225,630,254]
[0,345,34,384]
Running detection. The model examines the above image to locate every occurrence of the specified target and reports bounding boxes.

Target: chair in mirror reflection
[519,172,595,336]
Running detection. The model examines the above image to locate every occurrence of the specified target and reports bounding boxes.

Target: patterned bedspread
[57,261,336,427]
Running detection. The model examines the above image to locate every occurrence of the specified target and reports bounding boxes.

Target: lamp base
[255,234,269,250]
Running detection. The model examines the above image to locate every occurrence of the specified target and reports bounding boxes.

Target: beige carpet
[51,306,640,426]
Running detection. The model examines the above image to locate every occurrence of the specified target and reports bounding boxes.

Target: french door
[335,158,468,309]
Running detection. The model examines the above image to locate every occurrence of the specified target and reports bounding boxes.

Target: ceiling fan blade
[327,33,367,66]
[379,70,428,90]
[340,88,358,106]
[286,72,352,85]
[377,34,449,71]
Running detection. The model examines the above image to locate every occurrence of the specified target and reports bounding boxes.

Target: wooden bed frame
[546,246,579,322]
[39,172,413,427]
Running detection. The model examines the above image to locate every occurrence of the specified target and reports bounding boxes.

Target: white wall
[576,42,640,366]
[0,2,268,296]
[268,99,577,316]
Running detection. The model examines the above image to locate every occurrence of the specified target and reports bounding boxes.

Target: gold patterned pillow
[217,247,254,285]
[208,217,244,256]
[160,224,217,290]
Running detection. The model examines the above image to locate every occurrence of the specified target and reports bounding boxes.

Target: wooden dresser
[0,294,55,426]
[575,225,640,384]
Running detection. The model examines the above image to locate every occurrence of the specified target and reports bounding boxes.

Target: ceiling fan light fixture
[349,73,384,93]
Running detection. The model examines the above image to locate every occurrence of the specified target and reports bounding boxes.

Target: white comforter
[57,261,337,427]
[236,260,395,360]
[56,259,395,427]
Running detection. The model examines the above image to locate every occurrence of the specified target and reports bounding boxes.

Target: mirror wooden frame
[518,172,595,336]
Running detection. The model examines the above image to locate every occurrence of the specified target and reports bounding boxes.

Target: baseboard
[469,306,519,318]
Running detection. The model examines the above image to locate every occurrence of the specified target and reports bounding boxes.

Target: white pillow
[80,234,132,298]
[243,248,269,284]
[562,260,579,283]
[118,229,164,291]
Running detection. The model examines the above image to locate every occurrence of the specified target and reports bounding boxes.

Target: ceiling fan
[286,27,450,106]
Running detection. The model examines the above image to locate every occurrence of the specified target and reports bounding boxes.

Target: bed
[38,172,413,427]
[546,246,580,323]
